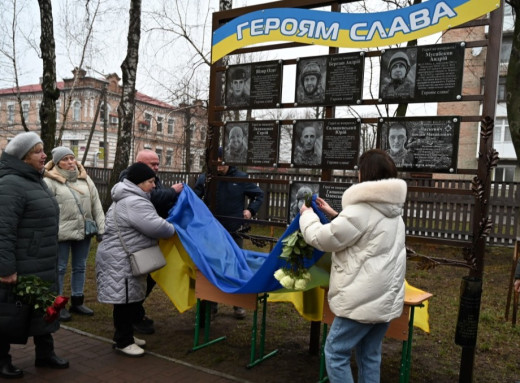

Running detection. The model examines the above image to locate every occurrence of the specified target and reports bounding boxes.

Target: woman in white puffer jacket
[299,149,407,383]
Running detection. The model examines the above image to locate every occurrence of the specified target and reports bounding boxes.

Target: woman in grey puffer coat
[96,163,176,357]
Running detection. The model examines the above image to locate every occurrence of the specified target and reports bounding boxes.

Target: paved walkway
[6,326,247,382]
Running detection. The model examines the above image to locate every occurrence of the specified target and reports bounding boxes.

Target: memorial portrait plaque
[295,53,364,106]
[288,182,320,223]
[247,121,279,166]
[225,61,283,109]
[292,120,324,168]
[378,117,460,173]
[225,65,251,108]
[319,182,352,215]
[379,43,464,103]
[322,119,361,169]
[223,122,249,165]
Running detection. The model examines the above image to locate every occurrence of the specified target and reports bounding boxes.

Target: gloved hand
[96,234,103,243]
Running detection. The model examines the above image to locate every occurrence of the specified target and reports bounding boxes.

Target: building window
[100,103,106,122]
[73,101,81,121]
[156,149,162,164]
[56,101,62,122]
[501,36,512,64]
[70,140,79,157]
[497,77,507,103]
[144,113,152,130]
[22,102,30,121]
[109,114,118,125]
[494,118,512,144]
[494,166,515,182]
[157,116,163,132]
[165,150,172,166]
[36,102,41,124]
[7,104,15,123]
[99,141,105,160]
[167,118,174,134]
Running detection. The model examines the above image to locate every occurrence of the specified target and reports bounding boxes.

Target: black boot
[59,307,71,322]
[69,295,94,316]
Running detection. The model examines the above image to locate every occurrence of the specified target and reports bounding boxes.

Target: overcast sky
[0,0,439,117]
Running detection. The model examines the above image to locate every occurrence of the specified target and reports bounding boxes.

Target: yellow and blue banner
[212,0,499,63]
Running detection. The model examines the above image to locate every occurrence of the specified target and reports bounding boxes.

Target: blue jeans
[325,316,390,383]
[57,238,92,296]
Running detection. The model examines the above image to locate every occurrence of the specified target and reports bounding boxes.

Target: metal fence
[86,167,519,246]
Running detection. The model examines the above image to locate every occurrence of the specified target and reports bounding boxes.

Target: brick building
[0,68,207,172]
[438,4,518,181]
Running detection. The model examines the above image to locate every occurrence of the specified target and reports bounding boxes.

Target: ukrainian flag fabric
[152,185,429,333]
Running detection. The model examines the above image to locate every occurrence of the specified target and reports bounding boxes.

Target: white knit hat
[4,132,43,159]
[52,146,75,164]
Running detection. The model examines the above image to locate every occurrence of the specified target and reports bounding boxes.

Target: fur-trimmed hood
[44,160,88,184]
[342,178,407,218]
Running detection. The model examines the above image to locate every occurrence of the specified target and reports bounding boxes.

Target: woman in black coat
[0,132,69,379]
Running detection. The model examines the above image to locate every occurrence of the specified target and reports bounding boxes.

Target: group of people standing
[0,132,264,377]
[0,129,414,382]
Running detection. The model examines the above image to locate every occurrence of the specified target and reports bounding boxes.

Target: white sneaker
[114,343,145,357]
[133,336,146,347]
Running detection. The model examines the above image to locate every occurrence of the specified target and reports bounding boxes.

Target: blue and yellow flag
[212,0,499,63]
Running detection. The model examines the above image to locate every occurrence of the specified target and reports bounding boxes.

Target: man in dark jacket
[0,132,69,379]
[194,147,264,319]
[119,149,183,334]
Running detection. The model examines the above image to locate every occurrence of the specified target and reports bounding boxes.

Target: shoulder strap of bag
[65,183,86,219]
[112,202,131,256]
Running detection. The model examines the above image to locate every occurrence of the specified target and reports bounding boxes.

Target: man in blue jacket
[119,150,183,334]
[194,147,264,319]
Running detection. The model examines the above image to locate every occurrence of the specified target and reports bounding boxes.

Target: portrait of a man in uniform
[296,59,326,104]
[292,121,323,166]
[226,67,250,107]
[224,124,248,164]
[380,50,416,99]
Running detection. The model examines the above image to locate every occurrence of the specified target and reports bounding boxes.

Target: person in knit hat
[96,160,175,357]
[0,132,70,377]
[44,146,105,322]
[126,162,156,186]
[4,131,43,160]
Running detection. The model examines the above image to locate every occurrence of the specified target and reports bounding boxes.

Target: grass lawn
[62,235,520,382]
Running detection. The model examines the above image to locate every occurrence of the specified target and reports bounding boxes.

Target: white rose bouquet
[273,230,314,291]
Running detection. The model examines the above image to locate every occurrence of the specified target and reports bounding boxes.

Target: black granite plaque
[223,122,249,165]
[378,117,460,173]
[322,119,360,169]
[379,43,464,103]
[295,53,364,106]
[225,61,282,109]
[247,121,279,166]
[288,182,320,223]
[292,120,324,168]
[319,182,352,215]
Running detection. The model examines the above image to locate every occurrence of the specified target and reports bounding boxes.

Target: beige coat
[44,161,105,241]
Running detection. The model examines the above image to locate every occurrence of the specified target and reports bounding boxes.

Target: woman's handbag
[0,288,32,344]
[66,183,98,237]
[113,202,166,276]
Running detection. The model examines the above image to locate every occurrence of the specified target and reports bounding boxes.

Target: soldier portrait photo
[292,121,323,167]
[295,58,326,104]
[380,49,416,100]
[224,123,248,164]
[288,182,320,223]
[226,66,251,107]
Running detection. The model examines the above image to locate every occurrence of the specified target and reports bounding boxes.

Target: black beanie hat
[126,162,156,185]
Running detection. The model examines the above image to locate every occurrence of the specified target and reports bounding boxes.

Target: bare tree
[104,0,142,210]
[506,0,520,161]
[37,0,59,157]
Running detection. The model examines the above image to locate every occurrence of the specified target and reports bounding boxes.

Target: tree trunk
[37,0,59,156]
[104,0,142,210]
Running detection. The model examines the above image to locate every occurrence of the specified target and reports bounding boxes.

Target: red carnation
[53,296,69,310]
